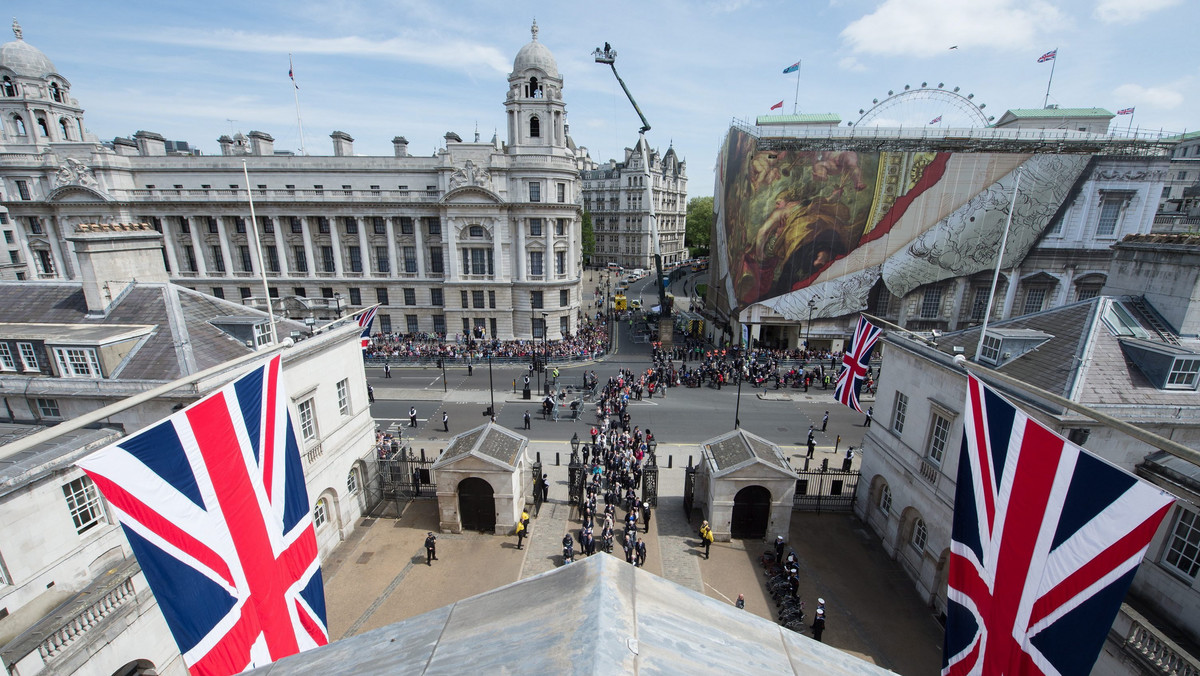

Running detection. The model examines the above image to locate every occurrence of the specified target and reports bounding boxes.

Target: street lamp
[647,438,658,466]
[541,311,549,395]
[805,296,820,351]
[333,293,344,319]
[570,432,580,462]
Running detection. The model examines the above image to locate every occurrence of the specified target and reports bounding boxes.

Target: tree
[685,196,713,253]
[581,211,596,264]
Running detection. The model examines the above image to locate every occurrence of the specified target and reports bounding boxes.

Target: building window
[1096,194,1123,237]
[1164,508,1200,578]
[240,287,252,299]
[63,476,107,534]
[427,218,441,236]
[1167,358,1200,389]
[313,498,327,528]
[533,317,546,339]
[379,314,392,333]
[875,287,891,316]
[372,217,386,235]
[209,287,224,299]
[472,290,485,309]
[403,288,416,306]
[428,288,443,307]
[37,397,61,418]
[403,246,417,273]
[920,286,942,319]
[530,219,542,236]
[561,316,569,335]
[970,287,989,321]
[555,251,565,275]
[1023,288,1047,315]
[347,468,360,495]
[337,379,351,416]
[557,183,566,203]
[530,252,544,276]
[53,347,102,378]
[234,217,246,234]
[892,391,908,434]
[211,245,226,273]
[377,288,389,305]
[29,217,42,235]
[433,315,446,334]
[0,343,14,371]
[400,217,414,234]
[529,182,541,202]
[556,219,566,236]
[240,245,254,273]
[927,413,952,465]
[488,290,496,309]
[290,217,303,234]
[406,315,419,333]
[318,217,330,234]
[1076,287,1100,302]
[294,245,308,272]
[429,247,444,274]
[298,398,317,441]
[294,287,307,298]
[349,288,361,305]
[16,179,30,200]
[265,245,279,273]
[464,248,493,275]
[878,483,891,516]
[376,246,390,273]
[260,216,274,234]
[461,290,469,308]
[911,519,928,552]
[348,246,363,272]
[184,245,198,272]
[529,116,540,138]
[560,289,569,307]
[531,291,544,309]
[322,246,336,272]
[469,225,484,238]
[342,217,356,235]
[980,335,1002,364]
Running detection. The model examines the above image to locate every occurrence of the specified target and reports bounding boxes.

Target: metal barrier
[792,469,860,513]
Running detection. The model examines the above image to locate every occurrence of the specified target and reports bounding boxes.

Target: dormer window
[976,329,1053,367]
[1167,358,1200,389]
[980,335,1001,364]
[529,116,540,138]
[54,347,102,378]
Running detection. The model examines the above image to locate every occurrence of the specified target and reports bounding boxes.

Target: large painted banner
[713,127,1090,320]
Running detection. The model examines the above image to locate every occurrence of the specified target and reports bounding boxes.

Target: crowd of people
[363,316,610,363]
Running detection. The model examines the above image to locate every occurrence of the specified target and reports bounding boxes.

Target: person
[864,406,873,427]
[524,410,531,430]
[540,473,550,503]
[623,536,634,564]
[635,538,647,567]
[774,535,786,563]
[384,362,391,378]
[735,593,746,610]
[367,383,375,404]
[700,520,714,559]
[562,533,574,564]
[641,501,652,534]
[424,532,437,565]
[409,406,418,428]
[442,411,449,432]
[812,607,826,642]
[467,362,473,376]
[516,510,529,550]
[822,411,829,432]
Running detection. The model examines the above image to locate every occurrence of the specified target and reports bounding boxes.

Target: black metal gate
[792,469,860,513]
[641,452,658,508]
[568,446,584,505]
[682,463,697,518]
[372,444,437,517]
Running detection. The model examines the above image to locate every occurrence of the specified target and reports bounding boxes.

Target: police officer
[442,411,449,432]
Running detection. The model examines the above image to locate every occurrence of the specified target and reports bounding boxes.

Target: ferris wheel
[852,83,994,128]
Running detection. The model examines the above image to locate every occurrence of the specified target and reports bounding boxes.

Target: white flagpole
[290,53,306,155]
[243,161,278,344]
[974,167,1022,362]
[793,60,802,114]
[1127,110,1135,135]
[1042,48,1057,108]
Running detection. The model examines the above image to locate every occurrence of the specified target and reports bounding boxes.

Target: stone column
[328,217,344,276]
[385,217,399,278]
[272,217,289,277]
[186,218,208,276]
[160,216,180,274]
[300,217,316,277]
[215,217,234,278]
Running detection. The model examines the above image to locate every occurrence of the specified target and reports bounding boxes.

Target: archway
[932,547,951,618]
[458,477,495,532]
[111,659,157,676]
[731,485,771,539]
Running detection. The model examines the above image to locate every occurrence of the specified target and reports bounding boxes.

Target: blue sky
[11,0,1197,197]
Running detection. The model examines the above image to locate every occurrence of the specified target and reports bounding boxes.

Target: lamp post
[647,438,658,466]
[334,293,344,319]
[570,431,580,460]
[805,296,819,351]
[541,311,549,395]
[487,350,495,420]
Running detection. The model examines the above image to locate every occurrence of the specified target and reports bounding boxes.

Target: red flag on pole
[770,101,783,111]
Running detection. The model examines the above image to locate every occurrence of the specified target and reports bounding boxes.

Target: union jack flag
[356,306,378,350]
[1117,107,1135,115]
[929,115,943,125]
[834,315,882,413]
[77,355,328,675]
[944,375,1174,676]
[1038,49,1057,63]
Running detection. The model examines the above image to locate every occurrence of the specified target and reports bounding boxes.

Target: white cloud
[133,29,512,75]
[1113,82,1186,109]
[838,56,867,72]
[1094,0,1182,24]
[841,0,1064,57]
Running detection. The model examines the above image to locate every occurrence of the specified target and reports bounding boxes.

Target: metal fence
[368,444,438,518]
[792,468,860,513]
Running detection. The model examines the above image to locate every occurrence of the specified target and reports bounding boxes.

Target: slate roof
[0,281,305,381]
[702,428,797,477]
[433,423,527,470]
[246,553,896,676]
[0,422,122,496]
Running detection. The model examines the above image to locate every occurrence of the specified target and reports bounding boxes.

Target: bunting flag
[943,374,1175,676]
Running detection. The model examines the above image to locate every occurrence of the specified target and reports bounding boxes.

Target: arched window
[37,117,49,137]
[59,117,71,140]
[911,518,928,551]
[1,77,15,97]
[526,76,540,98]
[347,468,360,494]
[13,115,25,136]
[468,225,484,238]
[313,498,327,527]
[49,81,62,102]
[878,483,891,515]
[529,116,540,138]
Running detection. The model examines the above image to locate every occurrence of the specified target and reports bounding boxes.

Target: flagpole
[243,161,279,344]
[1042,47,1057,108]
[1128,110,1135,135]
[793,60,801,114]
[974,166,1022,362]
[290,53,306,155]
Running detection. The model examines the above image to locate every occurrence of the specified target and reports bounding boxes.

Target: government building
[0,20,587,342]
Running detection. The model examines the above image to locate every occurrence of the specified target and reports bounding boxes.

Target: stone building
[581,138,687,269]
[0,20,587,341]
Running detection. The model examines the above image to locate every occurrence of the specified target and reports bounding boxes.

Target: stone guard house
[695,429,798,542]
[432,423,529,535]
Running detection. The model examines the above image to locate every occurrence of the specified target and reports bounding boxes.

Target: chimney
[66,223,169,316]
[217,135,234,155]
[444,132,462,143]
[134,130,167,156]
[393,136,409,157]
[248,130,275,156]
[331,131,354,156]
[112,137,138,156]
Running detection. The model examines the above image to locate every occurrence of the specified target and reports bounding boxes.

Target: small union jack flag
[833,315,882,413]
[356,306,378,350]
[929,115,943,125]
[1038,49,1057,63]
[944,375,1174,676]
[1117,107,1135,115]
[77,355,328,675]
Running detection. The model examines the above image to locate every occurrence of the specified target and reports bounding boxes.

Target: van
[606,263,622,271]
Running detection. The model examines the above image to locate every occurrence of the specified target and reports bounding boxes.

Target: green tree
[685,196,713,253]
[581,211,596,264]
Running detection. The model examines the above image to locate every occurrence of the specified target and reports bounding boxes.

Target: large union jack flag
[944,375,1174,676]
[77,355,328,675]
[833,315,882,413]
[356,306,378,350]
